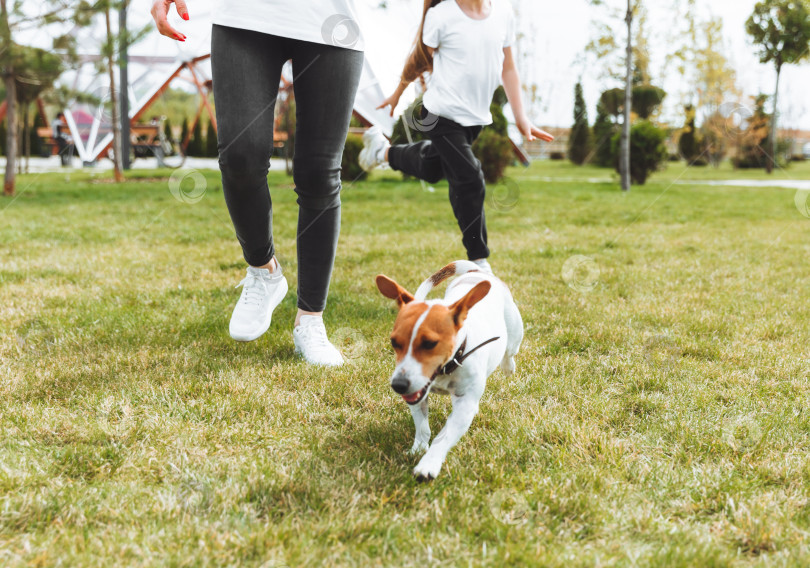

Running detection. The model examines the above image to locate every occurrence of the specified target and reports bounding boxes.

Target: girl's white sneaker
[359,126,390,172]
[229,263,288,342]
[293,315,345,366]
[472,259,493,274]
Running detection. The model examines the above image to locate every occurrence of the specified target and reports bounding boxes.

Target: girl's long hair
[401,0,444,84]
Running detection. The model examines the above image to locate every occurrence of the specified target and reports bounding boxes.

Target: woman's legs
[211,24,289,268]
[289,40,364,317]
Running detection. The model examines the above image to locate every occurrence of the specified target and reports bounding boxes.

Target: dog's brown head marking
[376,274,492,374]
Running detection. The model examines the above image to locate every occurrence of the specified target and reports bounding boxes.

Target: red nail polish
[182,13,189,20]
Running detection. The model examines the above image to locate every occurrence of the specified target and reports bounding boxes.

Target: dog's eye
[420,339,438,351]
[390,338,402,350]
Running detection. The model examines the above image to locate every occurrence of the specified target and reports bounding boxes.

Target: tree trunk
[23,102,30,174]
[105,6,124,183]
[768,64,781,175]
[621,0,633,191]
[1,0,16,196]
[119,0,130,170]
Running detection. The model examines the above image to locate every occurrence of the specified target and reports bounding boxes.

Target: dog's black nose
[391,377,410,394]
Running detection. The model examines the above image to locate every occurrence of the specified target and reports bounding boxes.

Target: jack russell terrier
[376,260,523,480]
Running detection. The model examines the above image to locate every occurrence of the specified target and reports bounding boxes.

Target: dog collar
[433,336,501,379]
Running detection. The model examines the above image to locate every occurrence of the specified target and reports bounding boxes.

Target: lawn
[2,159,810,566]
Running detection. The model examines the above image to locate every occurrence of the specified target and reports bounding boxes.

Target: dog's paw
[500,356,516,376]
[409,440,429,455]
[413,456,442,481]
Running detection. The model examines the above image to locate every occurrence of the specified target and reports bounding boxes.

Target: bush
[611,120,668,185]
[30,111,44,158]
[391,96,428,146]
[592,101,617,167]
[550,152,566,161]
[341,133,368,182]
[734,138,792,169]
[470,87,512,184]
[205,122,218,157]
[472,128,513,183]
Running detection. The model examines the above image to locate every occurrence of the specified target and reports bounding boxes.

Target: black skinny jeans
[388,112,489,260]
[211,24,363,312]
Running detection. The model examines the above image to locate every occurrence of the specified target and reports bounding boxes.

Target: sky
[27,0,810,130]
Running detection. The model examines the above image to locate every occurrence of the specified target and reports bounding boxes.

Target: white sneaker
[293,315,344,366]
[472,259,493,274]
[359,126,390,172]
[229,262,288,342]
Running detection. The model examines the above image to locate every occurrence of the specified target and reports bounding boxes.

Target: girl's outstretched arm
[378,47,435,117]
[501,47,554,142]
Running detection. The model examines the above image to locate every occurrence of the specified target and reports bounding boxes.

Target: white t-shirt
[421,0,516,127]
[212,1,364,51]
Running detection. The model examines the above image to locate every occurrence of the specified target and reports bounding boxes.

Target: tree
[103,1,124,182]
[205,120,218,158]
[180,116,189,153]
[13,45,62,172]
[678,104,701,162]
[0,0,81,195]
[587,0,642,190]
[599,85,665,120]
[569,82,591,165]
[620,0,633,191]
[746,0,810,173]
[667,2,741,116]
[586,0,650,84]
[734,94,773,169]
[700,112,730,167]
[187,118,203,157]
[163,117,173,155]
[592,100,618,167]
[632,85,666,119]
[1,0,18,195]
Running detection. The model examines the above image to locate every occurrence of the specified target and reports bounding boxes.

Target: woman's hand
[516,116,554,142]
[151,0,189,42]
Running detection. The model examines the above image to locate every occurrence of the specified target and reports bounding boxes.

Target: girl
[360,0,553,273]
[151,0,365,365]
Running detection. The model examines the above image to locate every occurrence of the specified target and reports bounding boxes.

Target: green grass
[2,160,810,566]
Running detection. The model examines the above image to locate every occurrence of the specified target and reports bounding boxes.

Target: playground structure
[47,47,398,167]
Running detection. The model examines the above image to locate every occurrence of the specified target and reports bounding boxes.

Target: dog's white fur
[380,261,523,480]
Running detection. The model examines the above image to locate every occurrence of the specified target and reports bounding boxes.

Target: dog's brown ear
[376,275,415,306]
[448,280,491,329]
